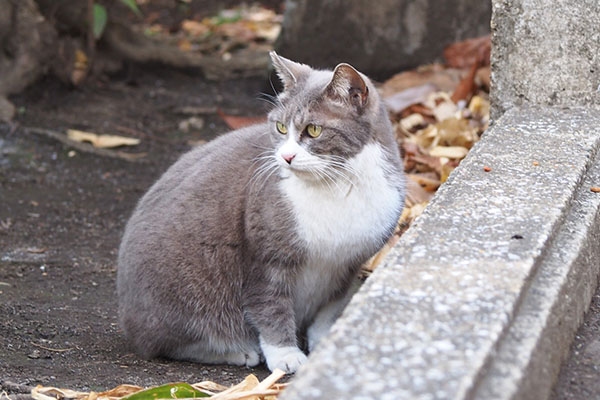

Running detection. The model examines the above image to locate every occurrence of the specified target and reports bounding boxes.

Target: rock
[275,0,491,80]
[490,0,600,119]
[178,116,205,133]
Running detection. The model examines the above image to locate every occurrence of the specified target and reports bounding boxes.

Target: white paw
[265,346,307,373]
[245,350,261,367]
[260,338,307,373]
[223,350,261,367]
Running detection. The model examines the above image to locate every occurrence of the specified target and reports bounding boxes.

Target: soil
[0,64,275,394]
[1,60,599,399]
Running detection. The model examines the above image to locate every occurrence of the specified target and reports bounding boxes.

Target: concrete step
[281,105,600,400]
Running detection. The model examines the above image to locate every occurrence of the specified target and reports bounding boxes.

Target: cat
[117,52,405,374]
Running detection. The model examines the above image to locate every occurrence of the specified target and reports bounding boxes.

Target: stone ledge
[281,105,600,400]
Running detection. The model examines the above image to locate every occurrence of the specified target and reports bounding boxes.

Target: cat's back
[139,124,271,212]
[119,123,273,265]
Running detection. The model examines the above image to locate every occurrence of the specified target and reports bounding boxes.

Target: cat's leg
[169,342,261,367]
[245,271,307,373]
[307,278,362,352]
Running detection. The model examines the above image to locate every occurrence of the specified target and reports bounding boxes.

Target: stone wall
[491,0,600,119]
[275,0,491,80]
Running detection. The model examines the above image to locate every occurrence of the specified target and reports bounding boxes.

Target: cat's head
[266,52,388,182]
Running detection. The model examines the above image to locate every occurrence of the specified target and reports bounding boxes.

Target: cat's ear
[270,51,311,91]
[326,63,369,109]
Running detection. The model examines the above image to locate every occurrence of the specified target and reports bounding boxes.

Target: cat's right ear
[270,51,311,91]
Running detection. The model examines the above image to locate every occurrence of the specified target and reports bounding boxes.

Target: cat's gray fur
[117,52,405,373]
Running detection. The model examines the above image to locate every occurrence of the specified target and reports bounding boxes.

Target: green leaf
[92,4,107,39]
[119,0,142,16]
[122,383,211,400]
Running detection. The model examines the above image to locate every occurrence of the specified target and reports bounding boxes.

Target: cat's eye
[276,122,288,134]
[306,124,322,138]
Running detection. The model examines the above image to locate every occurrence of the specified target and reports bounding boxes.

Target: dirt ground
[1,63,599,398]
[0,65,274,394]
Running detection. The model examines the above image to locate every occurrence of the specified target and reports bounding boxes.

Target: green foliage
[121,383,210,400]
[92,4,107,39]
[119,0,142,16]
[92,1,142,40]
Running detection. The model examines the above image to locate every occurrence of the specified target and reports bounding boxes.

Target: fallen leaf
[67,130,140,149]
[97,385,144,398]
[475,66,491,90]
[443,35,491,69]
[405,178,435,206]
[26,247,47,254]
[451,60,479,104]
[428,146,469,159]
[181,20,211,37]
[407,173,442,192]
[384,83,437,114]
[121,383,209,400]
[379,64,463,97]
[591,187,600,193]
[399,113,428,134]
[217,109,267,130]
[468,95,490,119]
[425,92,457,122]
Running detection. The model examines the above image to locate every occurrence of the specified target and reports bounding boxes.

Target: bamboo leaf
[92,4,107,39]
[122,383,210,400]
[119,0,142,16]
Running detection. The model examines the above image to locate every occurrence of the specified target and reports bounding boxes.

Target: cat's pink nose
[282,153,296,164]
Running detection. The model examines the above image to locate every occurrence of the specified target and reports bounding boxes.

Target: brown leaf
[406,177,436,206]
[217,109,267,130]
[443,35,491,69]
[384,83,437,114]
[407,173,442,192]
[451,60,479,104]
[379,64,463,97]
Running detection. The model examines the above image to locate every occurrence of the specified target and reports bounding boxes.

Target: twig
[30,342,74,353]
[24,126,147,163]
[0,382,34,395]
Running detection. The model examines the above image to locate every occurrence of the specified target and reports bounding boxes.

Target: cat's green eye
[306,124,322,138]
[276,121,288,134]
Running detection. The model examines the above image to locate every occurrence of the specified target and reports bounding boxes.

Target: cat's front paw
[261,344,307,373]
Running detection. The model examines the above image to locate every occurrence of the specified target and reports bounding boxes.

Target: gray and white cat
[117,52,405,374]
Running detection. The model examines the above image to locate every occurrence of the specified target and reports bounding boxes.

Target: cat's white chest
[279,142,403,322]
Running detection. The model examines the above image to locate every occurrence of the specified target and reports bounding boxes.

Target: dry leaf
[443,35,491,69]
[67,130,140,149]
[475,66,491,90]
[468,95,490,119]
[380,64,463,97]
[217,109,267,130]
[451,60,479,104]
[383,83,437,114]
[405,178,434,207]
[428,146,469,159]
[424,92,457,122]
[181,19,210,37]
[399,113,427,134]
[407,173,442,192]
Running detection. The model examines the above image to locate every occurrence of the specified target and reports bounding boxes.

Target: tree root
[103,23,270,80]
[24,126,148,163]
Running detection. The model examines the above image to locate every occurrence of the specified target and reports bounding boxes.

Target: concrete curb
[281,105,600,400]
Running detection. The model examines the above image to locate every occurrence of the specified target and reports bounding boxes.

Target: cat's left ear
[326,63,369,109]
[270,51,311,91]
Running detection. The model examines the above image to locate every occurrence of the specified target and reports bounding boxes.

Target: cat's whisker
[247,157,278,190]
